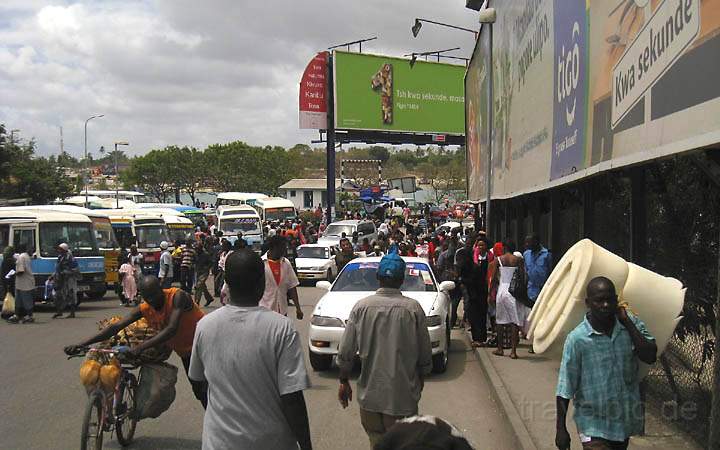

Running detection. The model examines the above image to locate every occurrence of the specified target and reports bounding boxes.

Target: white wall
[281,189,324,210]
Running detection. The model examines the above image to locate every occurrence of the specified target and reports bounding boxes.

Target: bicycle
[68,347,141,450]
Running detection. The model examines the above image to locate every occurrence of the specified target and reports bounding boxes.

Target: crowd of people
[0,203,657,449]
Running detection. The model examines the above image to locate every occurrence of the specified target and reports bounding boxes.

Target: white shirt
[259,258,299,316]
[189,305,311,450]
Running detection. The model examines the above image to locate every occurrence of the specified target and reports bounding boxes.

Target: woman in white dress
[489,242,528,359]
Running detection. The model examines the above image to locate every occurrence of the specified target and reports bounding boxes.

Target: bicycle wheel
[80,390,105,450]
[115,373,138,446]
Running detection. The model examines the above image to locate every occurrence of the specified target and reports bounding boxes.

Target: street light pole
[114,141,129,209]
[84,114,104,207]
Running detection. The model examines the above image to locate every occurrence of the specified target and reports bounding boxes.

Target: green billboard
[333,51,465,135]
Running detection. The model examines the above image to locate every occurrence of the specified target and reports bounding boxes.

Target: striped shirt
[181,246,196,268]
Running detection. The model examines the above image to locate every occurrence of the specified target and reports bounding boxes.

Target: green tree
[0,126,74,203]
[204,142,293,194]
[121,149,176,202]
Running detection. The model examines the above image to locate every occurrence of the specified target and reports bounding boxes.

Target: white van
[216,192,269,207]
[254,197,297,223]
[216,205,264,252]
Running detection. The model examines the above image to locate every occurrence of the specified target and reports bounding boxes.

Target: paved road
[0,287,514,450]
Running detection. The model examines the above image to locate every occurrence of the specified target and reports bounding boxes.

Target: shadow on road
[108,436,202,449]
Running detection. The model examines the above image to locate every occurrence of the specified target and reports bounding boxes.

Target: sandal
[509,353,519,359]
[492,349,504,357]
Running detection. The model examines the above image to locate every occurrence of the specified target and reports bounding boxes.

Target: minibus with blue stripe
[0,210,106,301]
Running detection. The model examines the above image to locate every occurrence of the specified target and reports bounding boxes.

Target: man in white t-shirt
[189,249,312,450]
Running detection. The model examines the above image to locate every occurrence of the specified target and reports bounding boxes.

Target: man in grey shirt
[158,241,173,288]
[189,249,312,450]
[9,243,34,323]
[337,249,432,447]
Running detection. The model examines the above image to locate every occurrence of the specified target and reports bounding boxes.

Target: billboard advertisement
[466,25,490,201]
[333,51,466,135]
[466,0,720,200]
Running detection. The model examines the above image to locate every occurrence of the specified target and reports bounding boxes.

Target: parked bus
[215,192,269,207]
[84,190,147,203]
[254,197,297,223]
[104,211,171,275]
[136,203,207,229]
[216,205,264,252]
[0,210,106,301]
[4,205,121,291]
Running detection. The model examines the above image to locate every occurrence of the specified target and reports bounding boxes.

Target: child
[118,259,137,306]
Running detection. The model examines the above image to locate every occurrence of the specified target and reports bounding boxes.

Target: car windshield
[325,224,355,237]
[220,217,261,234]
[135,225,169,249]
[297,247,330,259]
[332,262,436,292]
[40,222,100,257]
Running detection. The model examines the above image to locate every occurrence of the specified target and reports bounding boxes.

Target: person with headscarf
[52,242,80,319]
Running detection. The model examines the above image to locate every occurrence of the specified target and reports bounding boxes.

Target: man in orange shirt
[65,275,208,408]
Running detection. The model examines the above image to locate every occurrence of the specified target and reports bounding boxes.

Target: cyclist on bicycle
[64,275,208,409]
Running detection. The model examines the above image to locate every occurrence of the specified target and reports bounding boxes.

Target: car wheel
[309,349,333,371]
[432,318,450,374]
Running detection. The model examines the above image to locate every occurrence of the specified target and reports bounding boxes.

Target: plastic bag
[1,292,15,319]
[132,362,178,420]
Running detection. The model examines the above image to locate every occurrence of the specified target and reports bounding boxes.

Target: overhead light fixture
[410,54,418,68]
[411,19,422,38]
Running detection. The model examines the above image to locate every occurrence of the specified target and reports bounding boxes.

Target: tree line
[0,122,467,205]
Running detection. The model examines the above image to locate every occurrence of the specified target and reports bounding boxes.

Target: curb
[467,331,539,450]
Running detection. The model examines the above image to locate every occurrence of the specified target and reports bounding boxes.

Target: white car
[295,244,338,282]
[308,256,455,373]
[318,220,377,247]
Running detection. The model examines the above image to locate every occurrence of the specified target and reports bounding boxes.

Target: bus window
[40,222,99,257]
[0,225,9,250]
[12,228,36,253]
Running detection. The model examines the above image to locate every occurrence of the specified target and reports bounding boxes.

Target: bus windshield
[264,207,296,222]
[220,217,261,234]
[40,222,100,257]
[91,218,117,249]
[136,225,169,249]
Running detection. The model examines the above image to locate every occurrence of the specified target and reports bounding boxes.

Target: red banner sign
[299,51,329,129]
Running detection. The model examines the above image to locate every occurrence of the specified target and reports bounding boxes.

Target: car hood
[317,236,341,245]
[296,258,331,269]
[313,290,440,321]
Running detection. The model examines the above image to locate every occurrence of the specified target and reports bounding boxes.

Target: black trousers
[466,293,488,343]
[180,353,208,409]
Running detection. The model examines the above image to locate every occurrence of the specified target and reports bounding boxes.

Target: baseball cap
[58,243,70,251]
[378,247,406,279]
[160,241,169,249]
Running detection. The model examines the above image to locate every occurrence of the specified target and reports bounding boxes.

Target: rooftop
[278,178,342,190]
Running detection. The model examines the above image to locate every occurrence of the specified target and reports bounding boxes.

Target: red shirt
[267,259,282,285]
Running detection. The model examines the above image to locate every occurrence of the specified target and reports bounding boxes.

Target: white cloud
[0,0,478,157]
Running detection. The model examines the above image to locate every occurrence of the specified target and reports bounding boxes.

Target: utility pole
[326,54,336,225]
[59,126,64,155]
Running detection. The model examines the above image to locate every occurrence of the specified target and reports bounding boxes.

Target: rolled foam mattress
[527,239,684,368]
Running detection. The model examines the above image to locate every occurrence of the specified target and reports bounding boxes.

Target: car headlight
[312,267,326,271]
[426,315,443,327]
[311,315,345,327]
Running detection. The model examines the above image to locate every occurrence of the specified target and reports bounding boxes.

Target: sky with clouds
[0,1,480,157]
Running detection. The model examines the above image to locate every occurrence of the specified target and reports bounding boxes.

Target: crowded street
[0,285,515,450]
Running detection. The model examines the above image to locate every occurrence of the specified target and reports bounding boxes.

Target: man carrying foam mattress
[555,277,657,450]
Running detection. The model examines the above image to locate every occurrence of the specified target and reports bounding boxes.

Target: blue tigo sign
[550,0,587,180]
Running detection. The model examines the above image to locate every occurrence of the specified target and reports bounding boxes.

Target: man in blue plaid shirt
[555,277,657,450]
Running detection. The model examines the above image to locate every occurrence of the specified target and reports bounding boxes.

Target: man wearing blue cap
[337,248,433,448]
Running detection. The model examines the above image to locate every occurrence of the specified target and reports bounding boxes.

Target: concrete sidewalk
[468,337,702,450]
